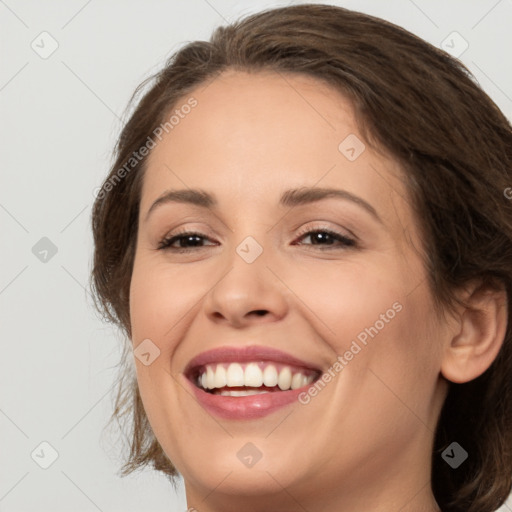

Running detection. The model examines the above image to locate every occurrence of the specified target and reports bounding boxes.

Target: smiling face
[129,70,448,511]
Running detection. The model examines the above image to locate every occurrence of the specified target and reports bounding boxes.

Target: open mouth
[188,361,321,396]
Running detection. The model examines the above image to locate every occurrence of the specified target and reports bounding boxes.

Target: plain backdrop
[1,0,511,511]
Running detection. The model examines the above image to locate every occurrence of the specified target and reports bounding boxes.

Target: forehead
[141,70,415,244]
[148,70,363,178]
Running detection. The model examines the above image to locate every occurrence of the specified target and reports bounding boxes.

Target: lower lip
[186,377,310,420]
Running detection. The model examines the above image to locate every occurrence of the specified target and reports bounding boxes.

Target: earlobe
[440,282,508,384]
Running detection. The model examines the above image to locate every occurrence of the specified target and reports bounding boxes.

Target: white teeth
[278,367,292,390]
[291,372,304,390]
[262,365,278,387]
[206,365,215,389]
[218,389,269,396]
[244,363,263,387]
[226,362,245,387]
[214,364,227,388]
[196,362,316,392]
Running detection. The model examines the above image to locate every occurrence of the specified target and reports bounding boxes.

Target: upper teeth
[197,362,316,391]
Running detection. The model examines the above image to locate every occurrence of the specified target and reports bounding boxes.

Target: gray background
[1,0,511,510]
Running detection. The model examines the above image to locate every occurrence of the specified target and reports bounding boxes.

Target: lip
[186,379,314,419]
[185,345,321,374]
[183,345,322,420]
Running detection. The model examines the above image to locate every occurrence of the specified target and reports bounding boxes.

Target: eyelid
[157,222,217,241]
[157,222,358,252]
[292,225,357,250]
[294,221,357,241]
[158,221,354,242]
[156,227,218,251]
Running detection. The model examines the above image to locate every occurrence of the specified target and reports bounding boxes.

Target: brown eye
[292,228,356,249]
[158,231,217,251]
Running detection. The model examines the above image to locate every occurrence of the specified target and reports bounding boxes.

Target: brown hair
[90,4,512,511]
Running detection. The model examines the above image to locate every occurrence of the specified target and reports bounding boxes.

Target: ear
[440,280,508,384]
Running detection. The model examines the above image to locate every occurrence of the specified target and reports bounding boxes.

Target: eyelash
[157,226,356,252]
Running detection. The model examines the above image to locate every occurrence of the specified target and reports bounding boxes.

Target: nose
[203,243,289,328]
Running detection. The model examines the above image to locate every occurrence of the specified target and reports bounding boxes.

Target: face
[129,70,448,510]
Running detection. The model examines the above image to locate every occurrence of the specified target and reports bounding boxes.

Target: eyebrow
[144,186,382,224]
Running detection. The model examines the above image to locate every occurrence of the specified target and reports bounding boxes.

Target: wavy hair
[90,4,512,511]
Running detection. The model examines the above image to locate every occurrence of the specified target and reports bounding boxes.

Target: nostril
[253,310,267,316]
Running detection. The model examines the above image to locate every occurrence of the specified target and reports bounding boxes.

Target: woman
[91,4,512,511]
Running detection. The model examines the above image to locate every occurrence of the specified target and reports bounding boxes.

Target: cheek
[283,258,404,344]
[289,257,439,377]
[129,255,200,343]
[128,257,192,436]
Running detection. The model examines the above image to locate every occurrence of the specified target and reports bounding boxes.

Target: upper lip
[184,345,322,379]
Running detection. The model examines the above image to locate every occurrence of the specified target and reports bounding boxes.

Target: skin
[129,69,507,512]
